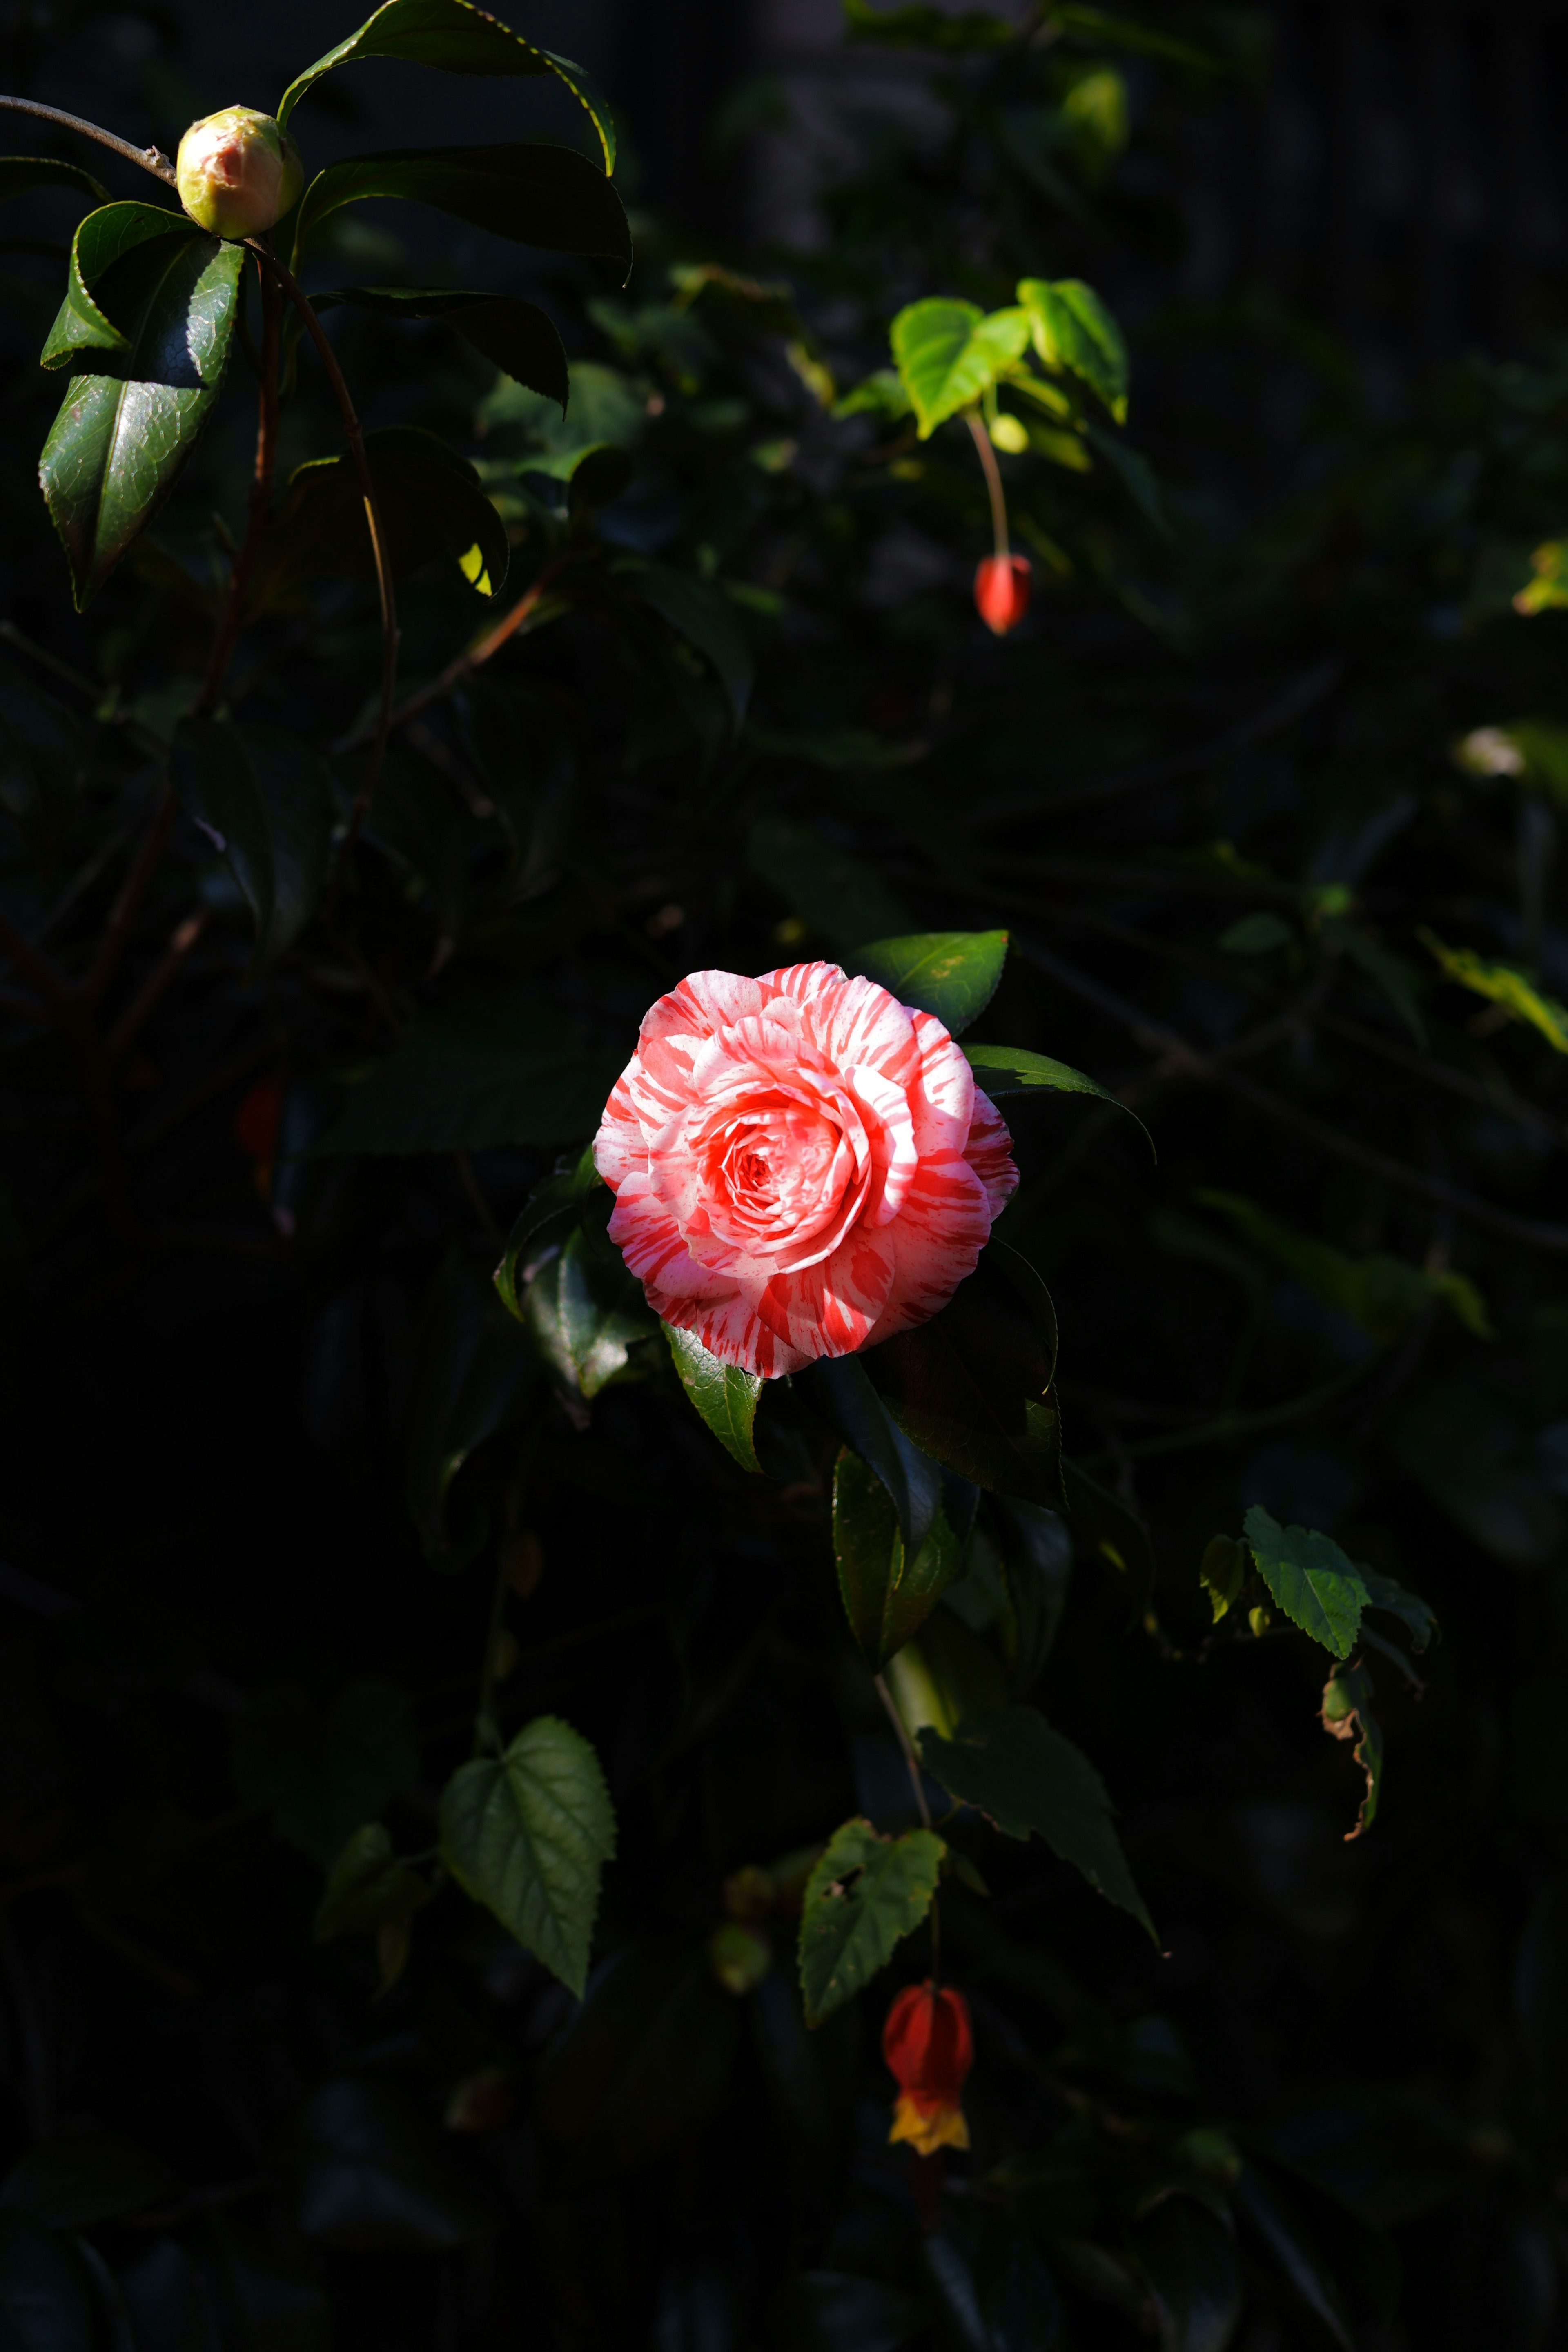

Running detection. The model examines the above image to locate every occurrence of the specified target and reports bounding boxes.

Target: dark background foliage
[4,2,1568,2348]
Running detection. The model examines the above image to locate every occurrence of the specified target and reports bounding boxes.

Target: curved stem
[0,94,176,187]
[334,551,573,756]
[196,255,280,714]
[245,241,398,862]
[967,410,1009,561]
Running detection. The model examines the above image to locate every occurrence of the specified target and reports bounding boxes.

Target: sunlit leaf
[662,1322,764,1472]
[891,297,1029,438]
[1243,1506,1367,1658]
[963,1042,1154,1154]
[853,930,1008,1034]
[527,1228,656,1399]
[1419,927,1568,1052]
[1018,277,1129,421]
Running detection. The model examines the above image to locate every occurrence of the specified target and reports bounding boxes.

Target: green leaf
[1419,927,1568,1052]
[833,1450,966,1670]
[1243,1506,1368,1658]
[866,1243,1062,1506]
[526,1228,656,1399]
[890,297,1029,438]
[613,559,754,733]
[38,220,241,610]
[495,1145,600,1322]
[254,424,509,607]
[962,1042,1155,1154]
[1017,277,1129,420]
[1132,2197,1243,2352]
[662,1322,764,1472]
[844,0,1013,49]
[1196,1188,1492,1344]
[0,156,106,208]
[170,719,333,968]
[440,1715,617,1998]
[38,200,196,369]
[797,1817,944,2026]
[292,143,631,278]
[0,2212,96,2352]
[405,1249,537,1572]
[748,814,915,958]
[1198,1533,1247,1624]
[232,1680,420,1866]
[1321,1660,1383,1840]
[312,285,568,410]
[814,1352,943,1556]
[314,1824,436,1941]
[1359,1568,1438,1653]
[918,1705,1156,1940]
[852,930,1008,1034]
[1063,1458,1156,1621]
[316,996,620,1156]
[277,0,616,173]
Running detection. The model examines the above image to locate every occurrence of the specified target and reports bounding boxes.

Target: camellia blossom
[594,961,1017,1379]
[884,1980,973,2155]
[176,107,304,240]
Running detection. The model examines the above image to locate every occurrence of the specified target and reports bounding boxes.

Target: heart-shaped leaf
[663,1322,765,1472]
[277,0,617,174]
[440,1715,617,1997]
[853,930,1008,1033]
[292,144,631,280]
[891,297,1030,437]
[252,424,510,606]
[797,1817,944,2025]
[313,284,568,410]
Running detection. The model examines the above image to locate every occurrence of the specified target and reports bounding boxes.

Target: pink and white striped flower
[593,961,1018,1378]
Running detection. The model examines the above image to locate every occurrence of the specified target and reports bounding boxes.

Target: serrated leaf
[962,1042,1155,1154]
[38,223,241,609]
[1358,1568,1438,1652]
[316,998,619,1156]
[1321,1661,1383,1840]
[853,930,1008,1034]
[440,1715,616,1998]
[527,1229,656,1399]
[252,424,509,607]
[797,1818,944,2025]
[0,156,106,208]
[496,1145,600,1323]
[277,0,616,173]
[662,1322,764,1472]
[1244,1506,1368,1657]
[313,285,568,410]
[918,1704,1156,1939]
[292,143,631,279]
[833,1451,966,1670]
[612,559,754,733]
[891,296,1029,437]
[314,1824,436,1941]
[1018,277,1128,420]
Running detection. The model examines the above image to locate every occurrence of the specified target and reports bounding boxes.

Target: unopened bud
[974,552,1032,635]
[177,107,303,239]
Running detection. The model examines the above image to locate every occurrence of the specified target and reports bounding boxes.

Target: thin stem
[196,255,280,714]
[0,94,177,187]
[967,410,1009,560]
[334,552,573,756]
[245,241,399,861]
[875,1671,940,1981]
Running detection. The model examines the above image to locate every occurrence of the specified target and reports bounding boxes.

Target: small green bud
[176,106,303,240]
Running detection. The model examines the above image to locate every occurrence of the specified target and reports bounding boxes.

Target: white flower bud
[176,107,303,240]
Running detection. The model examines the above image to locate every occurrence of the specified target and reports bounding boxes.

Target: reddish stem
[967,411,1010,560]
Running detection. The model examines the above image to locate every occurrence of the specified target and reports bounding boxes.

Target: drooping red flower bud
[882,1980,973,2155]
[974,553,1032,635]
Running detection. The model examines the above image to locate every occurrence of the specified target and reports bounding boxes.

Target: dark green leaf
[851,930,1008,1033]
[844,0,1013,50]
[1133,2197,1243,2352]
[527,1228,656,1399]
[814,1351,942,1555]
[1359,1568,1438,1652]
[662,1322,764,1472]
[254,424,509,606]
[0,158,106,208]
[1233,2164,1353,2351]
[1321,1660,1383,1839]
[495,1144,600,1322]
[797,1817,944,2025]
[1244,1506,1368,1658]
[0,2138,169,2231]
[39,200,195,369]
[1198,1533,1247,1624]
[405,1250,537,1571]
[963,1042,1154,1153]
[917,1704,1156,1939]
[748,814,915,954]
[298,2079,492,2250]
[613,559,754,733]
[0,662,84,862]
[313,1824,436,1941]
[313,285,568,410]
[1085,421,1169,532]
[1018,277,1129,420]
[292,144,631,278]
[440,1714,617,1998]
[38,221,241,609]
[316,998,620,1156]
[171,719,332,966]
[1062,1457,1156,1622]
[276,0,617,173]
[833,1449,966,1670]
[0,2212,95,2352]
[232,1680,420,1866]
[866,1243,1062,1506]
[769,2272,929,2352]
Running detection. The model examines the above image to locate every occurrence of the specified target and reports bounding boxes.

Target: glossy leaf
[663,1322,764,1472]
[495,1145,600,1322]
[527,1228,656,1399]
[38,221,241,609]
[1062,1457,1156,1622]
[170,719,332,967]
[313,285,568,410]
[1133,2197,1243,2352]
[0,156,106,207]
[748,814,915,954]
[613,559,754,732]
[440,1714,617,1998]
[1321,1661,1383,1840]
[316,998,619,1155]
[891,297,1029,437]
[232,1682,420,1867]
[866,1243,1062,1505]
[292,144,631,278]
[963,1041,1154,1152]
[833,1449,965,1670]
[1244,1506,1368,1658]
[918,1704,1156,1939]
[39,200,196,369]
[852,930,1008,1033]
[254,424,509,606]
[798,1818,944,2026]
[314,1824,436,1941]
[276,0,616,174]
[1018,276,1129,420]
[814,1351,942,1555]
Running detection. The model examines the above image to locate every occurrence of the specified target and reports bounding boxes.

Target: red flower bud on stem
[883,1979,973,2156]
[974,553,1032,634]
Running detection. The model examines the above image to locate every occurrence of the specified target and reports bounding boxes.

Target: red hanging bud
[973,553,1032,635]
[882,1980,973,2156]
